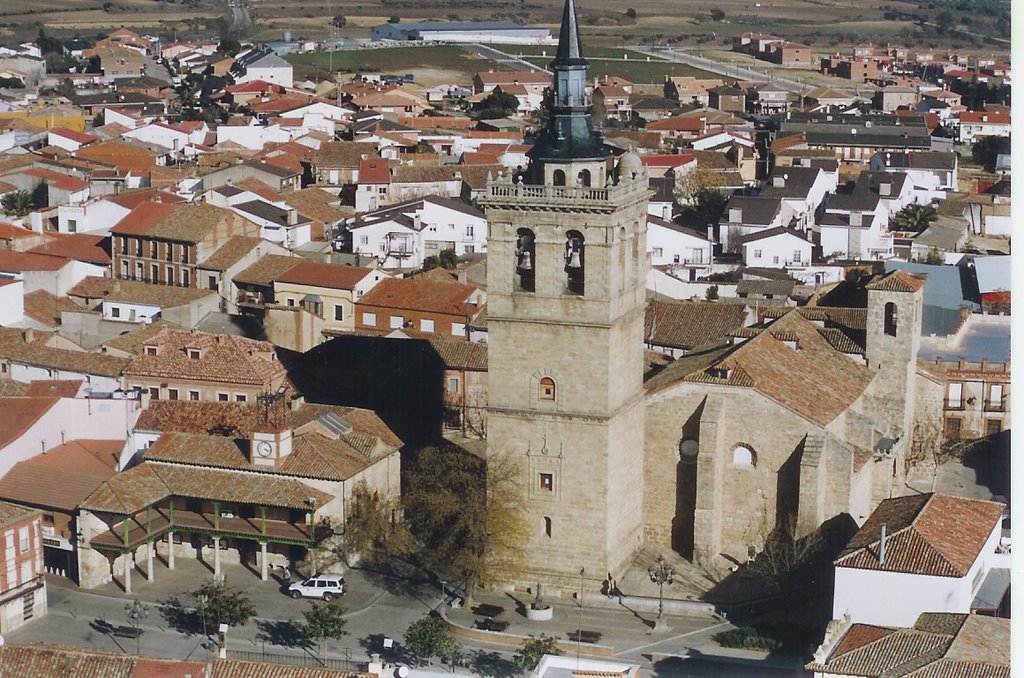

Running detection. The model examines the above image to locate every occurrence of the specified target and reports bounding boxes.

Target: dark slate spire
[526,0,609,175]
[554,0,586,66]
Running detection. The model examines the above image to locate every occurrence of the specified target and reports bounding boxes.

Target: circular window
[680,439,699,460]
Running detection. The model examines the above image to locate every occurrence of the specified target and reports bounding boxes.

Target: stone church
[481,0,925,592]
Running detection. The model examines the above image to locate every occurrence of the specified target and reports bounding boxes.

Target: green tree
[403,446,527,607]
[513,634,562,671]
[30,181,48,209]
[403,612,460,666]
[890,203,937,233]
[35,29,64,55]
[705,284,719,301]
[438,248,459,269]
[971,135,1010,172]
[421,255,440,272]
[625,8,637,19]
[388,14,401,23]
[194,581,257,628]
[710,8,726,21]
[332,14,347,28]
[301,599,348,660]
[677,187,729,230]
[478,90,520,119]
[1,190,32,216]
[217,38,241,56]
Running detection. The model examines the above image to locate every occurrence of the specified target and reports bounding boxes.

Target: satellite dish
[396,667,410,678]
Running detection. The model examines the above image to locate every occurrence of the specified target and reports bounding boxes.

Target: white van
[288,573,345,600]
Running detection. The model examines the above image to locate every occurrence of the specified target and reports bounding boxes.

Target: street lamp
[125,598,147,655]
[198,592,209,650]
[439,580,447,610]
[648,556,676,631]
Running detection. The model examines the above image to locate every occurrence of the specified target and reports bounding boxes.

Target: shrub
[713,626,781,652]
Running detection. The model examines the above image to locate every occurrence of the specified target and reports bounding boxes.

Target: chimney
[982,115,988,122]
[707,225,714,241]
[850,211,863,227]
[729,207,743,223]
[21,328,34,343]
[773,174,787,188]
[879,182,891,197]
[879,523,887,564]
[287,208,298,225]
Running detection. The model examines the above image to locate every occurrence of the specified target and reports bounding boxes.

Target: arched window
[732,445,756,468]
[565,230,585,295]
[552,169,566,186]
[515,228,536,293]
[543,516,552,537]
[884,302,897,336]
[577,169,591,187]
[539,376,556,401]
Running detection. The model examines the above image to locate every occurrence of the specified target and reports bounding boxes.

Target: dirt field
[285,44,504,84]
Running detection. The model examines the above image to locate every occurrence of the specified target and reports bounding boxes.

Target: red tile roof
[960,111,1010,124]
[50,128,98,145]
[357,270,481,317]
[276,261,375,290]
[836,493,1003,577]
[29,233,111,265]
[359,157,390,184]
[0,250,68,272]
[21,168,90,192]
[866,269,926,292]
[0,397,61,449]
[0,440,122,511]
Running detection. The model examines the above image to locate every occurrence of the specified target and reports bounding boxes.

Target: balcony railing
[984,399,1006,413]
[944,399,965,411]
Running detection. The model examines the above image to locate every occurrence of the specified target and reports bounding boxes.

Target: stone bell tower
[480,0,651,592]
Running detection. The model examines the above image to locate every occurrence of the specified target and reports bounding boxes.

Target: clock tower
[480,0,650,592]
[251,390,293,467]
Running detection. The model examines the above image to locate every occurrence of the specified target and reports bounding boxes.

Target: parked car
[288,573,345,600]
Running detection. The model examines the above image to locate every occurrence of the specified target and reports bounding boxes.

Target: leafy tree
[1,190,32,216]
[217,38,241,56]
[625,8,637,19]
[388,15,401,23]
[301,599,348,660]
[677,187,729,230]
[438,248,459,269]
[193,581,257,628]
[513,634,562,670]
[971,135,1010,172]
[935,10,955,33]
[710,8,726,21]
[403,446,527,607]
[30,182,48,209]
[343,480,413,562]
[890,202,937,233]
[35,29,64,56]
[421,255,440,272]
[332,14,347,28]
[478,90,520,118]
[705,284,719,301]
[0,77,23,89]
[403,612,460,666]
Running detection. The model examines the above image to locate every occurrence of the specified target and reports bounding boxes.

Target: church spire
[526,0,609,179]
[554,0,586,65]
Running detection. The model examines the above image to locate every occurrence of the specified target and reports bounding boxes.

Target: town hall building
[482,0,925,593]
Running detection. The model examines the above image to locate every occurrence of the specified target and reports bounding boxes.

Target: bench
[113,625,143,639]
[567,630,602,644]
[476,618,509,632]
[471,603,505,618]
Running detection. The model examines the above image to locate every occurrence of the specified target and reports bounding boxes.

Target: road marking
[614,620,731,656]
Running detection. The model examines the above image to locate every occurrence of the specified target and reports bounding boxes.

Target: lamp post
[198,592,209,651]
[648,556,676,632]
[439,580,447,610]
[125,598,147,655]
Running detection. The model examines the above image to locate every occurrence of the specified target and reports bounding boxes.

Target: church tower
[481,0,651,592]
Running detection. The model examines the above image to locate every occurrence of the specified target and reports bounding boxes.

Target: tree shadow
[255,618,314,651]
[350,554,436,602]
[359,632,416,666]
[467,650,518,678]
[157,597,202,636]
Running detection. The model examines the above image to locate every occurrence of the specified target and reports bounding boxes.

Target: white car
[288,573,345,600]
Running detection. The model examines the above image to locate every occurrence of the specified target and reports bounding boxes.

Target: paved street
[2,559,808,676]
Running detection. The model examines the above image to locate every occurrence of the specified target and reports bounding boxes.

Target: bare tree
[908,417,984,492]
[404,446,528,607]
[342,480,414,565]
[747,516,824,622]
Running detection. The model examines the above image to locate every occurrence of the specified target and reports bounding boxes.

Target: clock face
[256,441,274,458]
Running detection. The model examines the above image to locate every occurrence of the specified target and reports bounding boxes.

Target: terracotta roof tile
[131,658,208,678]
[836,493,1004,577]
[429,338,487,370]
[0,440,121,511]
[22,290,83,328]
[234,254,301,286]
[0,644,135,677]
[0,501,39,529]
[111,202,241,242]
[276,261,375,290]
[0,328,129,378]
[866,269,926,292]
[314,141,371,168]
[357,271,482,317]
[123,328,288,387]
[68,276,217,308]
[0,250,69,273]
[199,236,266,271]
[28,233,111,265]
[644,300,747,351]
[211,659,371,678]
